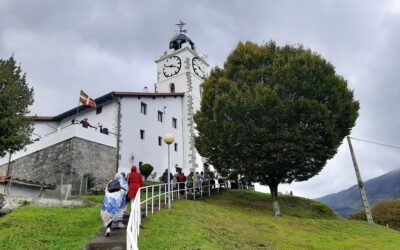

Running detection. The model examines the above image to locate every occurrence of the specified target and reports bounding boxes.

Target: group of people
[100,166,143,237]
[161,169,220,194]
[100,167,225,237]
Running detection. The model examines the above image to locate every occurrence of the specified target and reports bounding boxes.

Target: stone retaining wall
[0,137,116,197]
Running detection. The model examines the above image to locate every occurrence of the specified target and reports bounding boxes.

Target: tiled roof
[0,176,56,189]
[27,91,185,121]
[114,91,184,97]
[25,116,55,121]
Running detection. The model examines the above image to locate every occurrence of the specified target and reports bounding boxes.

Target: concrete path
[85,205,164,250]
[84,214,130,250]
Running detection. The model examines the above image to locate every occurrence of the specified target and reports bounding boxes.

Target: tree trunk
[269,184,281,217]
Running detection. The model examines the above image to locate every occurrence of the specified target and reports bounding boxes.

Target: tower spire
[176,20,187,34]
[169,20,194,50]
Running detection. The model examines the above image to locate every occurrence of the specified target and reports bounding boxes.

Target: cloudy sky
[1,0,399,198]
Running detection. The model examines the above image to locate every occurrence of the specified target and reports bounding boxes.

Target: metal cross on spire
[176,20,187,33]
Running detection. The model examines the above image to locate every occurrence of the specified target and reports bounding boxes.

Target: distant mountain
[316,170,400,217]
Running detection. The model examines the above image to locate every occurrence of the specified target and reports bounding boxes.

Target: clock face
[192,57,206,79]
[163,56,181,77]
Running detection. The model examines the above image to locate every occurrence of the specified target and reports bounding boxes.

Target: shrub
[140,164,154,181]
[348,199,400,230]
[373,199,400,230]
[348,210,367,221]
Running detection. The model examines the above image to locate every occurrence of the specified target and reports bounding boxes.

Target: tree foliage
[0,57,34,157]
[140,163,154,181]
[194,41,359,215]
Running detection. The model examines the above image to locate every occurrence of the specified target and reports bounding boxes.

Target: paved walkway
[85,188,222,250]
[85,213,130,250]
[85,205,164,250]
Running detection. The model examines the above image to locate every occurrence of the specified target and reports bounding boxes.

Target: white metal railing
[126,178,227,250]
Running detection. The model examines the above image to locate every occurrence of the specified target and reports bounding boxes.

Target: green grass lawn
[0,203,102,250]
[138,190,400,250]
[0,191,161,250]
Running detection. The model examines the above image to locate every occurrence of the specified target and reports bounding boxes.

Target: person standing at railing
[162,169,173,184]
[208,171,216,191]
[194,172,202,192]
[80,118,96,129]
[200,171,206,190]
[186,172,194,192]
[177,170,186,195]
[126,166,143,202]
[173,172,178,194]
[162,169,173,183]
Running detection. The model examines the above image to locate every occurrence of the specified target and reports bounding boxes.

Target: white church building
[0,22,210,195]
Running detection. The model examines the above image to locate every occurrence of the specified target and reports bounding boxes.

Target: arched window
[170,83,175,93]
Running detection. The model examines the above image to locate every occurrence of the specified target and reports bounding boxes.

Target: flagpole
[74,91,82,125]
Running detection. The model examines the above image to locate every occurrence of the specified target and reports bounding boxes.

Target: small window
[141,102,147,115]
[158,136,162,146]
[172,118,177,129]
[140,130,145,140]
[158,111,163,122]
[139,161,143,167]
[96,106,103,115]
[174,143,178,152]
[170,83,175,93]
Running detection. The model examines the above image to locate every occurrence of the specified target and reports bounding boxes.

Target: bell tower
[155,21,209,172]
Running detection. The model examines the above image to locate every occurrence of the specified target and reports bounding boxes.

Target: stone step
[85,227,126,250]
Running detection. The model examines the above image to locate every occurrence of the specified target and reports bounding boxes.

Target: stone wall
[0,137,116,197]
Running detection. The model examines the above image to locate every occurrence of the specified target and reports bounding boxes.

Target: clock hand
[165,65,178,68]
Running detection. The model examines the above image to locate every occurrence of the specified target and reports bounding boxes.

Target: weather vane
[176,20,187,34]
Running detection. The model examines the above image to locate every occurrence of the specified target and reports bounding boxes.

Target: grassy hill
[0,190,399,249]
[138,190,400,250]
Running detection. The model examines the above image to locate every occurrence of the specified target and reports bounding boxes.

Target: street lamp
[163,133,175,209]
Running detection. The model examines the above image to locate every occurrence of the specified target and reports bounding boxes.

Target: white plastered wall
[58,100,118,135]
[118,96,184,180]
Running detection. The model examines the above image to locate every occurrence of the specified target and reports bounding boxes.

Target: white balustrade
[126,178,226,249]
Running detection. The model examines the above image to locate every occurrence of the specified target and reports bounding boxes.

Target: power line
[349,136,400,150]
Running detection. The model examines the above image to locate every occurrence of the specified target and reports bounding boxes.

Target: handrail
[126,178,227,249]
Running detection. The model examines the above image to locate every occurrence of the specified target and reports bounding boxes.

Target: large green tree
[0,56,34,157]
[194,41,359,216]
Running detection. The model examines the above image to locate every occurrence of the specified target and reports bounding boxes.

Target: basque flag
[79,90,96,108]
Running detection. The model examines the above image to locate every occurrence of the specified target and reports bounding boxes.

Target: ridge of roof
[0,176,56,189]
[114,91,184,97]
[25,116,56,121]
[27,91,185,121]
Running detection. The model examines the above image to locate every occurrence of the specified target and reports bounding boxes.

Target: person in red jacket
[177,169,186,195]
[126,166,143,201]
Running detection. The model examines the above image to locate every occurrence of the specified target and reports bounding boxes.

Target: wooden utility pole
[347,136,374,223]
[5,152,12,194]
